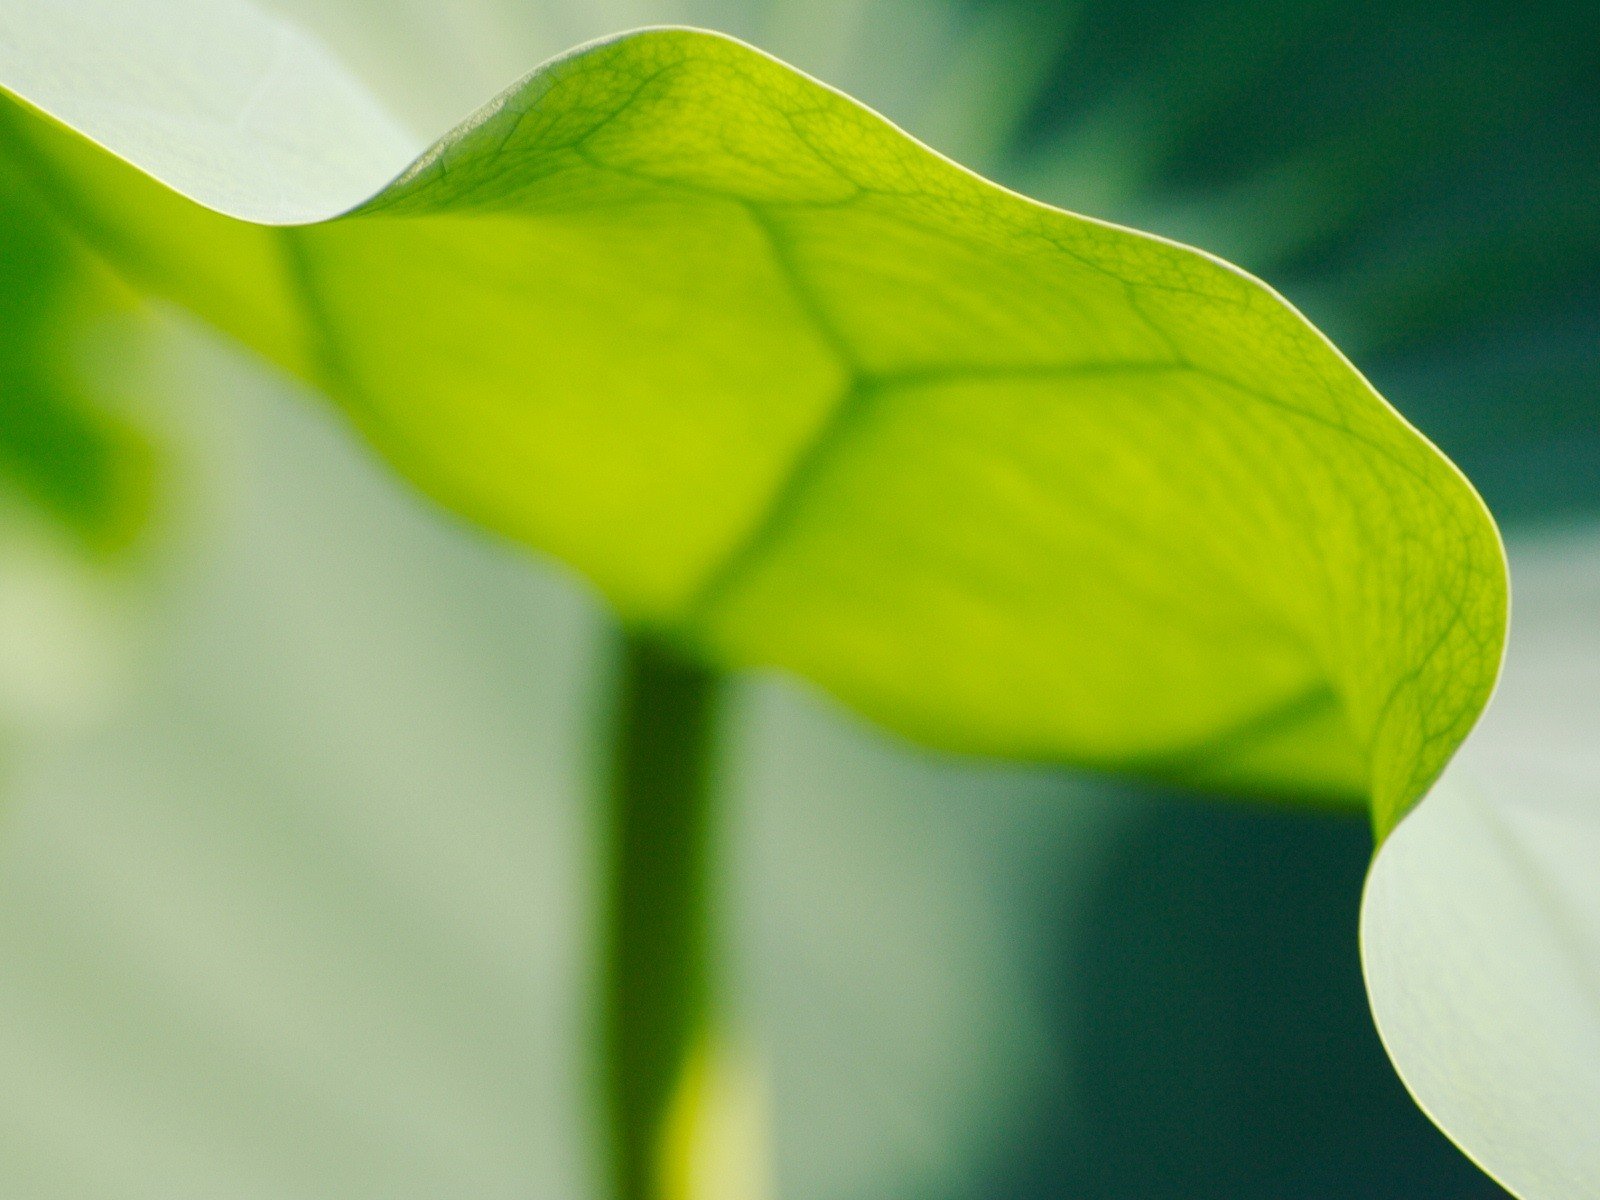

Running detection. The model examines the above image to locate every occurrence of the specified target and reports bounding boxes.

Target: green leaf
[0,12,1504,824]
[1362,525,1600,1199]
[0,0,1526,1189]
[0,115,149,744]
[0,139,148,551]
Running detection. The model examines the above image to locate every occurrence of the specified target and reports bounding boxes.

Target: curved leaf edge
[0,23,1509,835]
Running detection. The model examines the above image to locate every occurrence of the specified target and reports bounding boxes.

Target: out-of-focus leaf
[0,144,147,551]
[0,127,150,745]
[1363,525,1600,1200]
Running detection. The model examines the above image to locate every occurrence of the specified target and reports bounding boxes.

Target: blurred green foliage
[0,155,146,551]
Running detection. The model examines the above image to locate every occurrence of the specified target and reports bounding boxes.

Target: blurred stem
[601,631,724,1200]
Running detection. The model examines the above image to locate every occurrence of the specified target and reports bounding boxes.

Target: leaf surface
[0,6,1505,824]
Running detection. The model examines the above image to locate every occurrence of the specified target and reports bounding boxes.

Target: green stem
[600,631,724,1200]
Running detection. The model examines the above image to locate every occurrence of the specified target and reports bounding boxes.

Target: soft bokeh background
[2,0,1594,1195]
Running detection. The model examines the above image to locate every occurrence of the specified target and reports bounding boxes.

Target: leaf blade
[0,20,1506,823]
